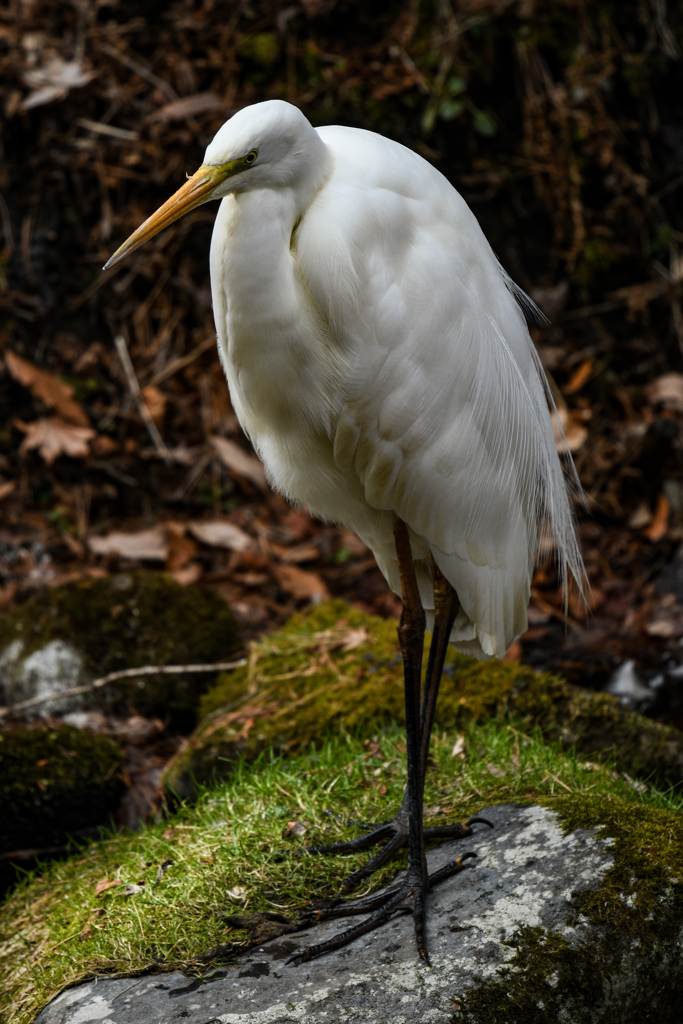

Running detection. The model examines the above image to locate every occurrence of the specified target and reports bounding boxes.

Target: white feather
[205,102,585,657]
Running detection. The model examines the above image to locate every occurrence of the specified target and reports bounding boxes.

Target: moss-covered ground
[0,573,238,728]
[2,712,682,1024]
[0,725,124,852]
[164,601,683,801]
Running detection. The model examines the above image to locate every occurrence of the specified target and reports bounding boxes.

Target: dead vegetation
[1,0,682,707]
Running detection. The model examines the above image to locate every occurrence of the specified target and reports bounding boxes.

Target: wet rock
[33,802,683,1024]
[0,573,238,728]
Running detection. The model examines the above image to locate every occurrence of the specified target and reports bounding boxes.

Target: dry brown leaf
[645,373,683,413]
[170,564,202,585]
[564,357,594,395]
[150,91,225,122]
[88,526,169,561]
[282,820,309,839]
[6,350,90,426]
[166,529,198,570]
[188,519,254,552]
[94,878,122,897]
[551,407,588,453]
[210,435,267,490]
[141,385,166,427]
[17,417,95,465]
[644,493,670,543]
[0,481,16,501]
[272,563,330,601]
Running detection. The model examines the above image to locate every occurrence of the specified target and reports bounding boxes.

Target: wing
[298,126,584,656]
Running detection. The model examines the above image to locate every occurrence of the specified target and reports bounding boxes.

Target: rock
[163,600,683,802]
[0,573,238,728]
[0,723,124,895]
[32,802,683,1024]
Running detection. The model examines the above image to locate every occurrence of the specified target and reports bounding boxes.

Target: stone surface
[34,803,623,1024]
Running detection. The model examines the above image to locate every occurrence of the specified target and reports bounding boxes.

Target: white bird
[105,99,585,964]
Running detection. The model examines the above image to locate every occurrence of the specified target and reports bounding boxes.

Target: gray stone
[34,803,627,1024]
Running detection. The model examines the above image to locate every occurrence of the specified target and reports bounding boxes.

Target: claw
[466,816,494,829]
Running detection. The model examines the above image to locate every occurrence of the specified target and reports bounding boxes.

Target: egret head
[103,100,321,270]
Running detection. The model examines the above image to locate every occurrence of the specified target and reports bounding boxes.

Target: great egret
[105,99,585,964]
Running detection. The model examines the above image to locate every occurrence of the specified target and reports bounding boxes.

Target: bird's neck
[211,145,342,449]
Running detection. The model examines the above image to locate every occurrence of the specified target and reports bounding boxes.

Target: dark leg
[303,552,489,895]
[285,522,488,966]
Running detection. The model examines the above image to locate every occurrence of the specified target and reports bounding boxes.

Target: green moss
[455,794,683,1023]
[0,573,238,728]
[0,725,124,852]
[164,600,683,800]
[2,719,682,1024]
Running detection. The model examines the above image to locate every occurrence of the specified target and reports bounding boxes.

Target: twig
[101,43,179,102]
[114,334,174,465]
[150,335,216,386]
[0,658,247,721]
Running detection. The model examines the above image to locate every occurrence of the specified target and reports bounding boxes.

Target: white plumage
[105,98,587,965]
[106,99,584,658]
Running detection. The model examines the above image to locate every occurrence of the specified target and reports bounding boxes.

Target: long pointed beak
[103,166,219,270]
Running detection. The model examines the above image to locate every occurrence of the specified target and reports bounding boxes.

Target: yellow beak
[103,165,220,270]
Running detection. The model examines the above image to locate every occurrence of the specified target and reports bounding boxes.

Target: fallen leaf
[21,56,97,110]
[338,626,370,651]
[17,417,95,465]
[628,502,652,530]
[282,821,309,838]
[88,525,169,561]
[564,356,594,395]
[188,519,254,552]
[551,407,588,453]
[140,385,166,427]
[122,883,145,895]
[646,373,683,413]
[94,878,122,896]
[210,435,267,490]
[451,735,466,758]
[644,493,670,543]
[166,528,198,570]
[150,91,225,122]
[272,563,329,601]
[6,351,89,425]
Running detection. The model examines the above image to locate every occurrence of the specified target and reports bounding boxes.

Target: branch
[0,658,247,721]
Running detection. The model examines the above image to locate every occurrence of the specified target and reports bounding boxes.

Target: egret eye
[245,150,258,165]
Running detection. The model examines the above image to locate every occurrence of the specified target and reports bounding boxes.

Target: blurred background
[1,0,683,714]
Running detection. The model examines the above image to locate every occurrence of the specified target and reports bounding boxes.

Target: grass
[1,717,681,1024]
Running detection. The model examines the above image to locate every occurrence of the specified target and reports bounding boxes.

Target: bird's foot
[305,813,492,893]
[285,852,476,965]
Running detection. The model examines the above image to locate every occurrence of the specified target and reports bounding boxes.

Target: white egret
[105,99,585,964]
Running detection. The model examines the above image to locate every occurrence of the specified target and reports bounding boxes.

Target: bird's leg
[286,522,485,965]
[302,545,488,892]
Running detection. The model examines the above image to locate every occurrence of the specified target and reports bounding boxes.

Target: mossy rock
[0,573,238,729]
[163,600,683,801]
[3,717,682,1024]
[0,724,124,854]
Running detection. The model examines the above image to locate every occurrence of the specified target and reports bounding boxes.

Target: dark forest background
[1,0,683,717]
